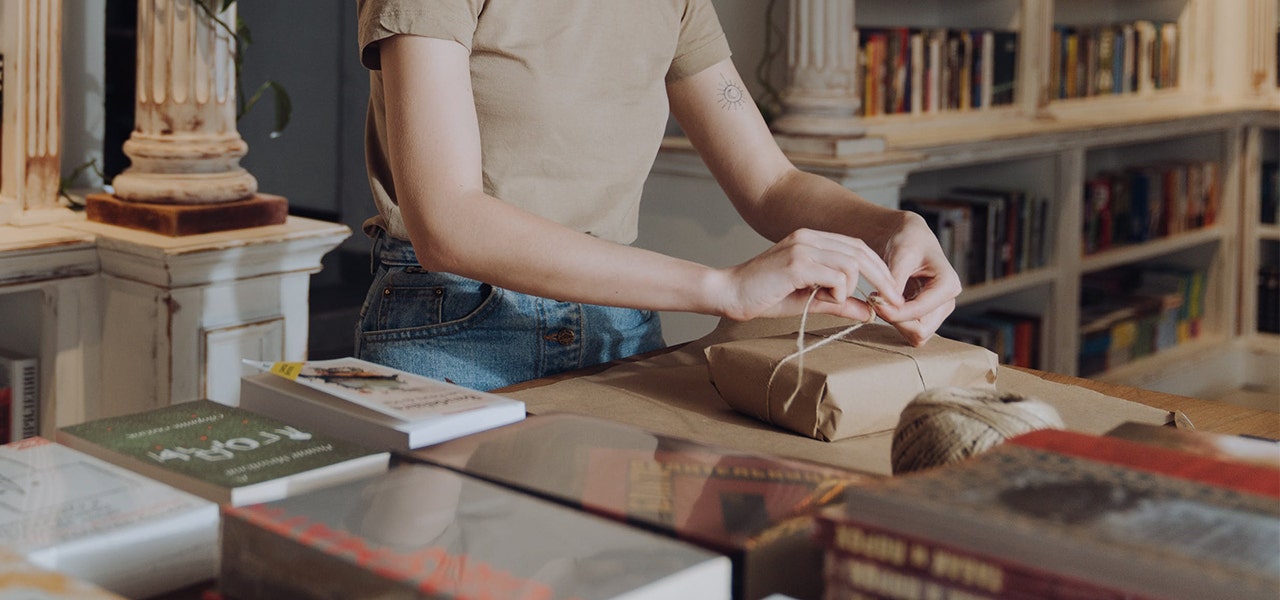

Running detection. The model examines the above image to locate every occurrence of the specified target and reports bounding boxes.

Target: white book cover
[241,357,527,449]
[0,437,219,599]
[0,547,127,599]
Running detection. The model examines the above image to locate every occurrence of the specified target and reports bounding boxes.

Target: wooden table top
[1014,368,1279,440]
[502,346,1280,441]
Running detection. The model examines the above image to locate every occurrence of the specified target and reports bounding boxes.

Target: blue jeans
[355,231,666,391]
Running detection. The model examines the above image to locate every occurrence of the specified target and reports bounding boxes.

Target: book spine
[0,387,11,444]
[1,354,38,442]
[815,516,1153,600]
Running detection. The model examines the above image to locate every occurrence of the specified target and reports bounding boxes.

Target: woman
[355,0,960,390]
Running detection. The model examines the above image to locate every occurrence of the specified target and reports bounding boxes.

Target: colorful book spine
[0,348,38,444]
[856,26,1016,116]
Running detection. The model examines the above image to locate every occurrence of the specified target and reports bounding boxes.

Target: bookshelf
[642,0,1279,401]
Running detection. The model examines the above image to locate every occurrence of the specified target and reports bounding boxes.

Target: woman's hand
[713,228,907,324]
[870,211,962,345]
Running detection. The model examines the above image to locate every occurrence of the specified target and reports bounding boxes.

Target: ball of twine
[891,387,1065,475]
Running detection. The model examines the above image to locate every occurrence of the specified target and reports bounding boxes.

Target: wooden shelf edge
[1080,227,1223,273]
[1093,333,1231,386]
[956,268,1057,305]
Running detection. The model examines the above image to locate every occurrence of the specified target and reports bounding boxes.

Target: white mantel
[0,217,349,432]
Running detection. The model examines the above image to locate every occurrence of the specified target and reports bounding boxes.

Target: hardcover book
[0,547,127,599]
[0,437,218,599]
[0,348,38,444]
[56,399,390,506]
[826,439,1280,600]
[1009,427,1280,498]
[404,412,877,600]
[239,357,526,450]
[220,463,731,600]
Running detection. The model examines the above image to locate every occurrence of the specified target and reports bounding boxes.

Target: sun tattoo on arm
[717,74,746,110]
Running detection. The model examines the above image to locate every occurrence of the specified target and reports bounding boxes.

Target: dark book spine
[1260,265,1280,334]
[815,516,1154,600]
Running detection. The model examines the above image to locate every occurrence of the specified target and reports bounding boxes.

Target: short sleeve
[666,0,732,83]
[357,0,485,70]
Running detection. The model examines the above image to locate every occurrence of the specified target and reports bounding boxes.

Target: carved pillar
[0,0,72,225]
[771,0,864,137]
[110,0,257,204]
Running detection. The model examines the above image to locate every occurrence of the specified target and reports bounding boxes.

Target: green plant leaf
[244,80,292,139]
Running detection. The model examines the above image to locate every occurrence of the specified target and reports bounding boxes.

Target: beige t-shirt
[357,0,731,245]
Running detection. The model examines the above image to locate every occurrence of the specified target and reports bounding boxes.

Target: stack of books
[814,426,1279,599]
[5,354,1277,599]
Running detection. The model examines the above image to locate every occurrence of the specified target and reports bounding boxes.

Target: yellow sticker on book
[269,362,304,380]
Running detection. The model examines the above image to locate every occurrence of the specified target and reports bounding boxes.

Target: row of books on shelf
[857,27,1017,117]
[1050,20,1180,101]
[902,187,1049,288]
[1078,264,1207,377]
[1259,264,1280,334]
[0,353,1276,599]
[939,310,1042,370]
[852,16,1183,118]
[1083,159,1220,256]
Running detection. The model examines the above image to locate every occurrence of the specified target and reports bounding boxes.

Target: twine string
[761,286,881,424]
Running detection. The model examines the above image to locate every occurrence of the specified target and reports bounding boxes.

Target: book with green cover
[56,399,390,507]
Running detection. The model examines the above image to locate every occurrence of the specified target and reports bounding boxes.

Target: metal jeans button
[545,328,575,345]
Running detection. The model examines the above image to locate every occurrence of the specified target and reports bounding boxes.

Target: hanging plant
[194,0,292,138]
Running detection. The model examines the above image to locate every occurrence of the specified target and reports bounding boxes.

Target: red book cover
[0,387,11,444]
[1007,428,1280,499]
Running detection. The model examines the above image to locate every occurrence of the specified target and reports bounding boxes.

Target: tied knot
[762,287,886,425]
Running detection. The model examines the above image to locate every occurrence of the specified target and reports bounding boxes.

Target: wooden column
[0,0,74,225]
[88,0,286,236]
[770,0,883,156]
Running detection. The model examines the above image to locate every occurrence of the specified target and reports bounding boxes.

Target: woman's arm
[380,35,897,323]
[668,58,961,343]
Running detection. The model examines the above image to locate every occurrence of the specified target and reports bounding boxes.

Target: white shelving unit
[642,0,1279,401]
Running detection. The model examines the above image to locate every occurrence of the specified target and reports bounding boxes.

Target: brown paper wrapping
[705,323,999,442]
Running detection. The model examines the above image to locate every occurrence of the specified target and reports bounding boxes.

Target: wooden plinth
[85,193,289,237]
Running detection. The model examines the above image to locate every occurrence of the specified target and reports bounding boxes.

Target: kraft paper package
[705,323,999,442]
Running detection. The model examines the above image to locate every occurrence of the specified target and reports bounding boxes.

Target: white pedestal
[63,216,350,416]
[1,225,102,435]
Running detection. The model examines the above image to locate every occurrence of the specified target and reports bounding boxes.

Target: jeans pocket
[360,267,502,340]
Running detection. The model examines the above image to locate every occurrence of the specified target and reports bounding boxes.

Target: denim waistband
[369,228,420,270]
